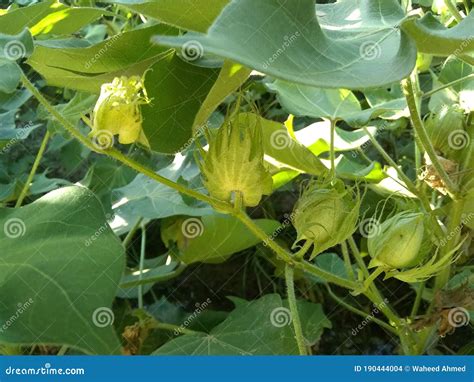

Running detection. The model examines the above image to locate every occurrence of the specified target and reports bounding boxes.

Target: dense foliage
[0,0,472,356]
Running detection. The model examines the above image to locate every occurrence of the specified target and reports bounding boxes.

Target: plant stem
[402,74,459,197]
[422,73,474,99]
[15,129,51,207]
[347,237,370,279]
[341,241,355,281]
[433,198,465,291]
[122,217,143,248]
[138,222,146,309]
[410,282,425,318]
[294,240,312,260]
[120,263,187,288]
[329,119,336,179]
[361,126,418,194]
[285,264,308,355]
[444,0,463,21]
[326,286,397,335]
[149,322,198,336]
[235,210,360,290]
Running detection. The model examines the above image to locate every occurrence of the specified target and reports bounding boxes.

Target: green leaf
[402,13,474,56]
[112,161,215,222]
[104,0,229,33]
[429,57,474,113]
[294,121,378,156]
[269,80,408,125]
[179,215,279,264]
[0,1,111,37]
[334,156,386,182]
[192,60,251,132]
[0,1,56,35]
[153,294,331,354]
[311,253,349,284]
[0,29,34,61]
[141,53,219,153]
[0,61,22,94]
[0,186,124,354]
[153,0,416,89]
[39,92,97,133]
[27,25,176,93]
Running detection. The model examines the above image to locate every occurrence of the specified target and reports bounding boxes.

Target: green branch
[402,75,459,198]
[285,264,308,355]
[15,129,51,207]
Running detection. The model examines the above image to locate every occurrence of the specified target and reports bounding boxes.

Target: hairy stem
[444,0,463,21]
[285,265,308,355]
[402,74,459,197]
[15,129,51,207]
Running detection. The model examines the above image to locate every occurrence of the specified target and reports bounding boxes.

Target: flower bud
[199,115,273,207]
[292,179,360,258]
[92,76,149,146]
[368,211,431,269]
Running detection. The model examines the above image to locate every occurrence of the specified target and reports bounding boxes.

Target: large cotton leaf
[153,0,416,89]
[0,186,124,354]
[141,53,219,154]
[178,215,279,264]
[153,294,331,355]
[0,0,111,36]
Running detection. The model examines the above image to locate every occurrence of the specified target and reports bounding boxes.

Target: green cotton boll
[91,76,149,145]
[199,115,273,208]
[292,180,360,258]
[368,211,430,269]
